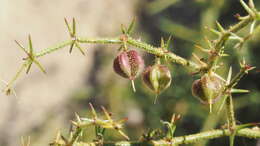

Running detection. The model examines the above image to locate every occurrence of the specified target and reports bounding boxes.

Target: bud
[142,64,172,103]
[113,50,144,92]
[191,73,224,112]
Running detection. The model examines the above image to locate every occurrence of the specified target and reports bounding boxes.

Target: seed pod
[142,64,172,103]
[113,50,144,92]
[191,73,225,112]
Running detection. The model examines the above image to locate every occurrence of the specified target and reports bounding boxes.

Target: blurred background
[0,0,260,145]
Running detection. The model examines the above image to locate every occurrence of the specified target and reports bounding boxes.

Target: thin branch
[71,128,260,145]
[207,15,255,71]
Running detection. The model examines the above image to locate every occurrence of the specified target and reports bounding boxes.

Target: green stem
[35,40,73,58]
[5,62,27,90]
[7,36,200,90]
[226,95,236,146]
[226,96,236,129]
[6,14,256,90]
[207,16,254,71]
[71,128,260,146]
[78,37,200,70]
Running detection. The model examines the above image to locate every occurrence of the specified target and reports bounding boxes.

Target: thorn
[127,17,136,35]
[121,24,127,34]
[230,32,243,41]
[64,17,73,36]
[74,112,81,123]
[171,114,181,123]
[250,21,256,34]
[209,102,213,113]
[216,21,225,33]
[248,0,255,9]
[154,94,158,104]
[118,130,130,140]
[101,106,112,121]
[26,61,33,74]
[160,37,165,48]
[226,67,232,85]
[192,53,207,67]
[131,80,136,92]
[89,103,98,119]
[32,59,47,74]
[1,79,18,97]
[69,40,76,53]
[194,44,210,53]
[28,35,34,54]
[240,0,255,17]
[71,120,79,127]
[217,95,229,114]
[15,37,47,74]
[15,40,29,56]
[205,26,221,36]
[64,18,85,55]
[72,17,76,36]
[220,53,229,57]
[21,136,31,146]
[61,136,68,144]
[117,117,128,124]
[204,37,214,49]
[231,88,250,93]
[55,130,61,142]
[75,42,85,55]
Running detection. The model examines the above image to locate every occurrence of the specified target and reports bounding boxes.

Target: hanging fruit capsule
[142,64,172,103]
[113,50,144,92]
[191,73,225,112]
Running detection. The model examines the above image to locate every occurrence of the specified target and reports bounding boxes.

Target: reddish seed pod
[142,64,172,103]
[191,73,224,112]
[113,50,144,92]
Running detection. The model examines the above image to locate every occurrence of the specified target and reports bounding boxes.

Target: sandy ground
[0,0,138,145]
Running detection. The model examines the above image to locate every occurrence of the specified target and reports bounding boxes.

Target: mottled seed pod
[113,50,144,92]
[191,73,225,112]
[142,64,172,103]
